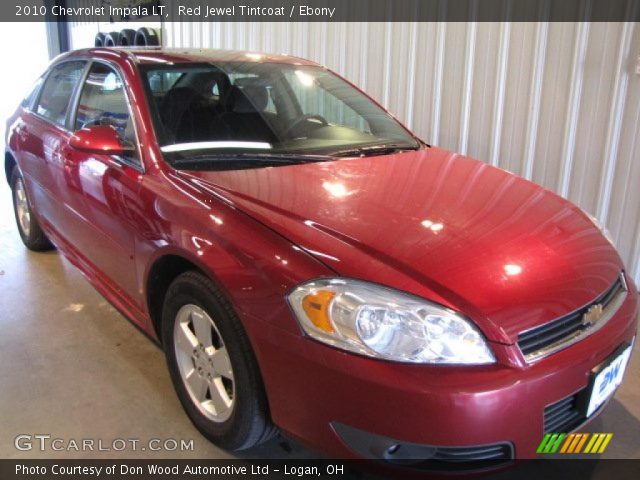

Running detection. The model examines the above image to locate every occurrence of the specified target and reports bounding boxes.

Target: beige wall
[70,22,640,285]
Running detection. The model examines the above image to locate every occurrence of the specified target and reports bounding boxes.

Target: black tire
[94,32,105,47]
[134,27,160,46]
[162,271,276,450]
[10,166,54,251]
[117,29,136,46]
[104,32,119,47]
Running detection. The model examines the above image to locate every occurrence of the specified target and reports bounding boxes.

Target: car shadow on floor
[52,255,321,459]
[583,399,640,458]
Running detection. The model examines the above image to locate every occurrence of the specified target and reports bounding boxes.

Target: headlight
[584,211,615,246]
[288,278,495,365]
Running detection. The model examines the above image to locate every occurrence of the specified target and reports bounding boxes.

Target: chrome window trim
[520,273,628,364]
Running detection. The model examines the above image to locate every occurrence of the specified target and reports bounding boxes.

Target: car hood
[179,147,623,344]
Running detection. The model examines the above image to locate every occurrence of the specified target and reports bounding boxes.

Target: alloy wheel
[14,178,31,237]
[173,304,235,423]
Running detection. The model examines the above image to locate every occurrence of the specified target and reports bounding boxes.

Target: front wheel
[10,166,54,251]
[162,271,276,450]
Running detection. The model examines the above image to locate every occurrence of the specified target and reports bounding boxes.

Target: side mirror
[69,125,134,155]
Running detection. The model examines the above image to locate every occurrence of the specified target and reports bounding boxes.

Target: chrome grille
[518,273,627,363]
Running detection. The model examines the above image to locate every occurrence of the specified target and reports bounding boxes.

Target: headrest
[161,87,199,115]
[224,85,269,113]
[160,87,200,141]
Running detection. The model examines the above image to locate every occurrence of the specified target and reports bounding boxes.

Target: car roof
[66,47,320,67]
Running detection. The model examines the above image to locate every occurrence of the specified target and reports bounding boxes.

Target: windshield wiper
[331,143,420,158]
[170,152,331,168]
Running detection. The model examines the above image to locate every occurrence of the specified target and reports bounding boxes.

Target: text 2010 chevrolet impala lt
[5,48,638,463]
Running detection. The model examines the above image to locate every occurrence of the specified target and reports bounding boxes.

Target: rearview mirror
[70,125,134,155]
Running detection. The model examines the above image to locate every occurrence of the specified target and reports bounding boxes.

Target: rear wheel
[11,167,54,251]
[162,271,276,450]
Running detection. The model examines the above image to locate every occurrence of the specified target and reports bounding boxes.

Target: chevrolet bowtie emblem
[582,304,604,328]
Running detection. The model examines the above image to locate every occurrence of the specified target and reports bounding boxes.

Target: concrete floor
[0,179,639,460]
[0,180,310,460]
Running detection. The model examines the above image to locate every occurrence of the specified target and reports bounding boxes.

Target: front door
[63,61,146,310]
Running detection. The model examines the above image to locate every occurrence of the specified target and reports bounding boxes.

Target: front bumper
[245,279,638,460]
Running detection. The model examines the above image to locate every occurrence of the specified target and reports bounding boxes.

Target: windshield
[140,62,420,167]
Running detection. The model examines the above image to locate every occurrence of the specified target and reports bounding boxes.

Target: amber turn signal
[301,291,336,333]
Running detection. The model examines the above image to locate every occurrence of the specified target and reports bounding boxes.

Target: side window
[75,63,140,166]
[21,76,45,110]
[147,71,183,95]
[35,61,85,127]
[147,70,183,109]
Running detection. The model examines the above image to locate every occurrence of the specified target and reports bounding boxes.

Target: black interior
[158,77,284,145]
[143,62,419,156]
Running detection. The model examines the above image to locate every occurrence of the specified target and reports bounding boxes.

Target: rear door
[20,61,86,235]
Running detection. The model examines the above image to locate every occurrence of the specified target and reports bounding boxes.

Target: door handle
[16,124,28,141]
[107,156,125,170]
[61,148,77,168]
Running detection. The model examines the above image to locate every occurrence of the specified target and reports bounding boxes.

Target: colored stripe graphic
[543,434,558,453]
[537,434,552,453]
[547,433,566,453]
[584,433,614,453]
[584,434,599,453]
[568,434,582,453]
[598,434,613,453]
[541,433,613,454]
[560,434,575,453]
[574,433,589,453]
[589,434,606,453]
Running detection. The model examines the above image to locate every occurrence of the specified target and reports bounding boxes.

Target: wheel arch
[5,150,17,185]
[145,253,208,346]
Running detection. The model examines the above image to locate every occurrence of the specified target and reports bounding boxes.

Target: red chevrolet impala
[5,48,638,464]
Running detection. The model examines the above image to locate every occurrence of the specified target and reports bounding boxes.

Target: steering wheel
[283,113,328,137]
